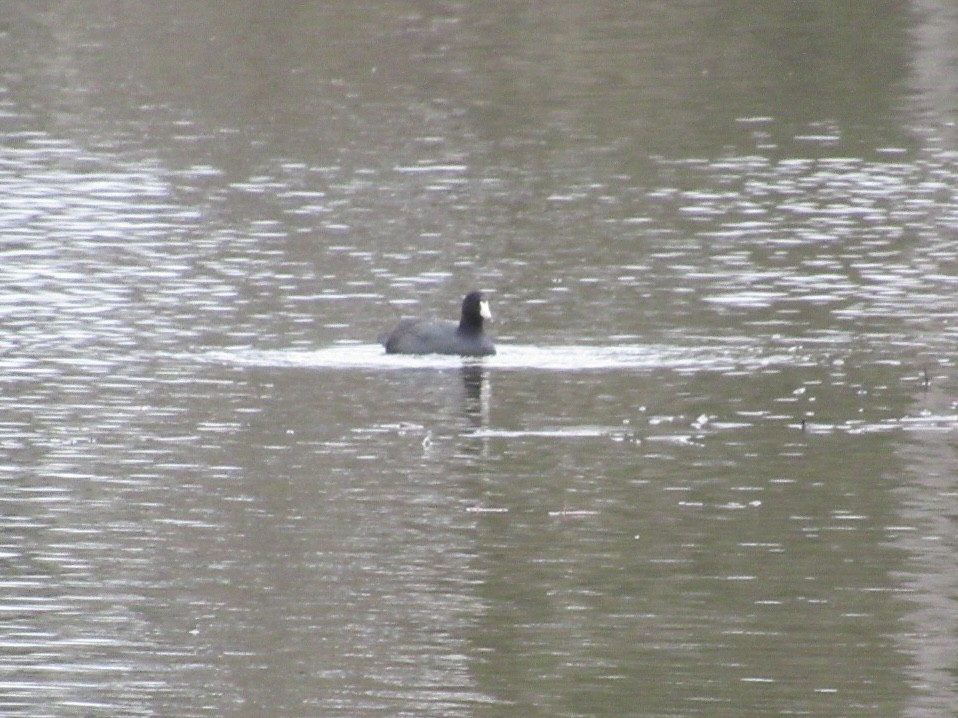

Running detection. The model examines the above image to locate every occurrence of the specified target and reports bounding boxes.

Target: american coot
[380,291,496,356]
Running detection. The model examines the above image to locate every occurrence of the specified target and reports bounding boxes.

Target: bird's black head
[459,291,493,333]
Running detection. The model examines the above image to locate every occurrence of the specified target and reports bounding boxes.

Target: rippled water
[1,3,958,717]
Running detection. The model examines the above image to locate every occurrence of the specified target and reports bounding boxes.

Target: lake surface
[1,2,958,716]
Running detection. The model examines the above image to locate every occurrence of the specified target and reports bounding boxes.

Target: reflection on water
[1,1,957,716]
[207,341,815,372]
[459,364,490,430]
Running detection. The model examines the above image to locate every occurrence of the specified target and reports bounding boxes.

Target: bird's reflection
[460,363,491,430]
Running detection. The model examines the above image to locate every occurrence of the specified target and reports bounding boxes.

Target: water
[1,2,958,716]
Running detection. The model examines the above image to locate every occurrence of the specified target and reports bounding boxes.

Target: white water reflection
[206,341,814,373]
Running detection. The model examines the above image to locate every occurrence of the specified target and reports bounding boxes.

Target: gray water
[1,2,958,716]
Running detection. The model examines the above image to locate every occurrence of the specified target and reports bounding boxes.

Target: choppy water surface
[1,3,958,717]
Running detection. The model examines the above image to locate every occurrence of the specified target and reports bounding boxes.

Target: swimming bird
[379,291,496,356]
